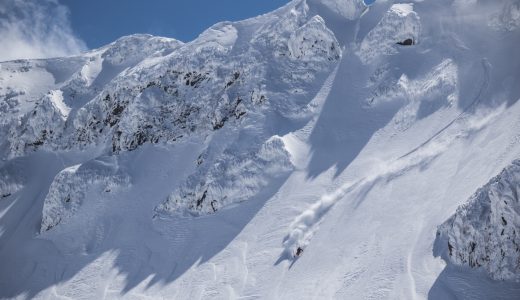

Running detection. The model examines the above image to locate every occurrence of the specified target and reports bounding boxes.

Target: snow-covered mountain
[1,0,520,299]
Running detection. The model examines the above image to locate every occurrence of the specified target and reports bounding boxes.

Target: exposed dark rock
[196,190,208,208]
[397,38,414,46]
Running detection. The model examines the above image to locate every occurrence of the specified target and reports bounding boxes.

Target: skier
[295,247,303,257]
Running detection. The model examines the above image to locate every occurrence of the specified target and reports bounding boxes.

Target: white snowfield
[1,0,520,299]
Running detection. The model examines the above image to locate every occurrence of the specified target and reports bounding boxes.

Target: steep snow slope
[1,0,520,299]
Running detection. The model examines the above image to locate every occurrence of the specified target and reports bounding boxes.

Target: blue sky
[0,0,377,61]
[60,0,291,49]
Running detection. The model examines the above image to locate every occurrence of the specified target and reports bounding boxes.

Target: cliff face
[437,160,520,282]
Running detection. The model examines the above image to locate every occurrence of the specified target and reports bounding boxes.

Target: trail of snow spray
[282,104,503,259]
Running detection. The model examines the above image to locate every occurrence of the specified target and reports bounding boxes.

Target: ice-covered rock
[156,136,293,216]
[40,156,130,232]
[357,3,421,64]
[8,90,68,158]
[436,160,520,282]
[288,15,341,62]
[0,35,183,160]
[150,6,340,217]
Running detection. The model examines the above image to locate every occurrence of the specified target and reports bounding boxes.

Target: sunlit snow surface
[1,0,520,299]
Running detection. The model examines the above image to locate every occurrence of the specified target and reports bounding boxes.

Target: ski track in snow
[399,58,491,159]
[282,91,507,261]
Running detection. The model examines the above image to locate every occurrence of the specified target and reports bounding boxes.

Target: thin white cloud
[0,0,86,62]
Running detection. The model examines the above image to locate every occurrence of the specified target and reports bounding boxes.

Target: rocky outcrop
[436,160,520,282]
[40,156,130,232]
[155,136,293,216]
[357,3,420,64]
[288,15,341,62]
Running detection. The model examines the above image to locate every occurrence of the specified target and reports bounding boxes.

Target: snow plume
[283,103,506,259]
[0,0,86,62]
[283,179,362,258]
[283,148,441,259]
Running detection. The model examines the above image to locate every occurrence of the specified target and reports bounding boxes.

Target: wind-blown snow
[0,0,86,61]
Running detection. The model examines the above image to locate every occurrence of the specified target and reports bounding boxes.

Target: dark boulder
[397,38,414,46]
